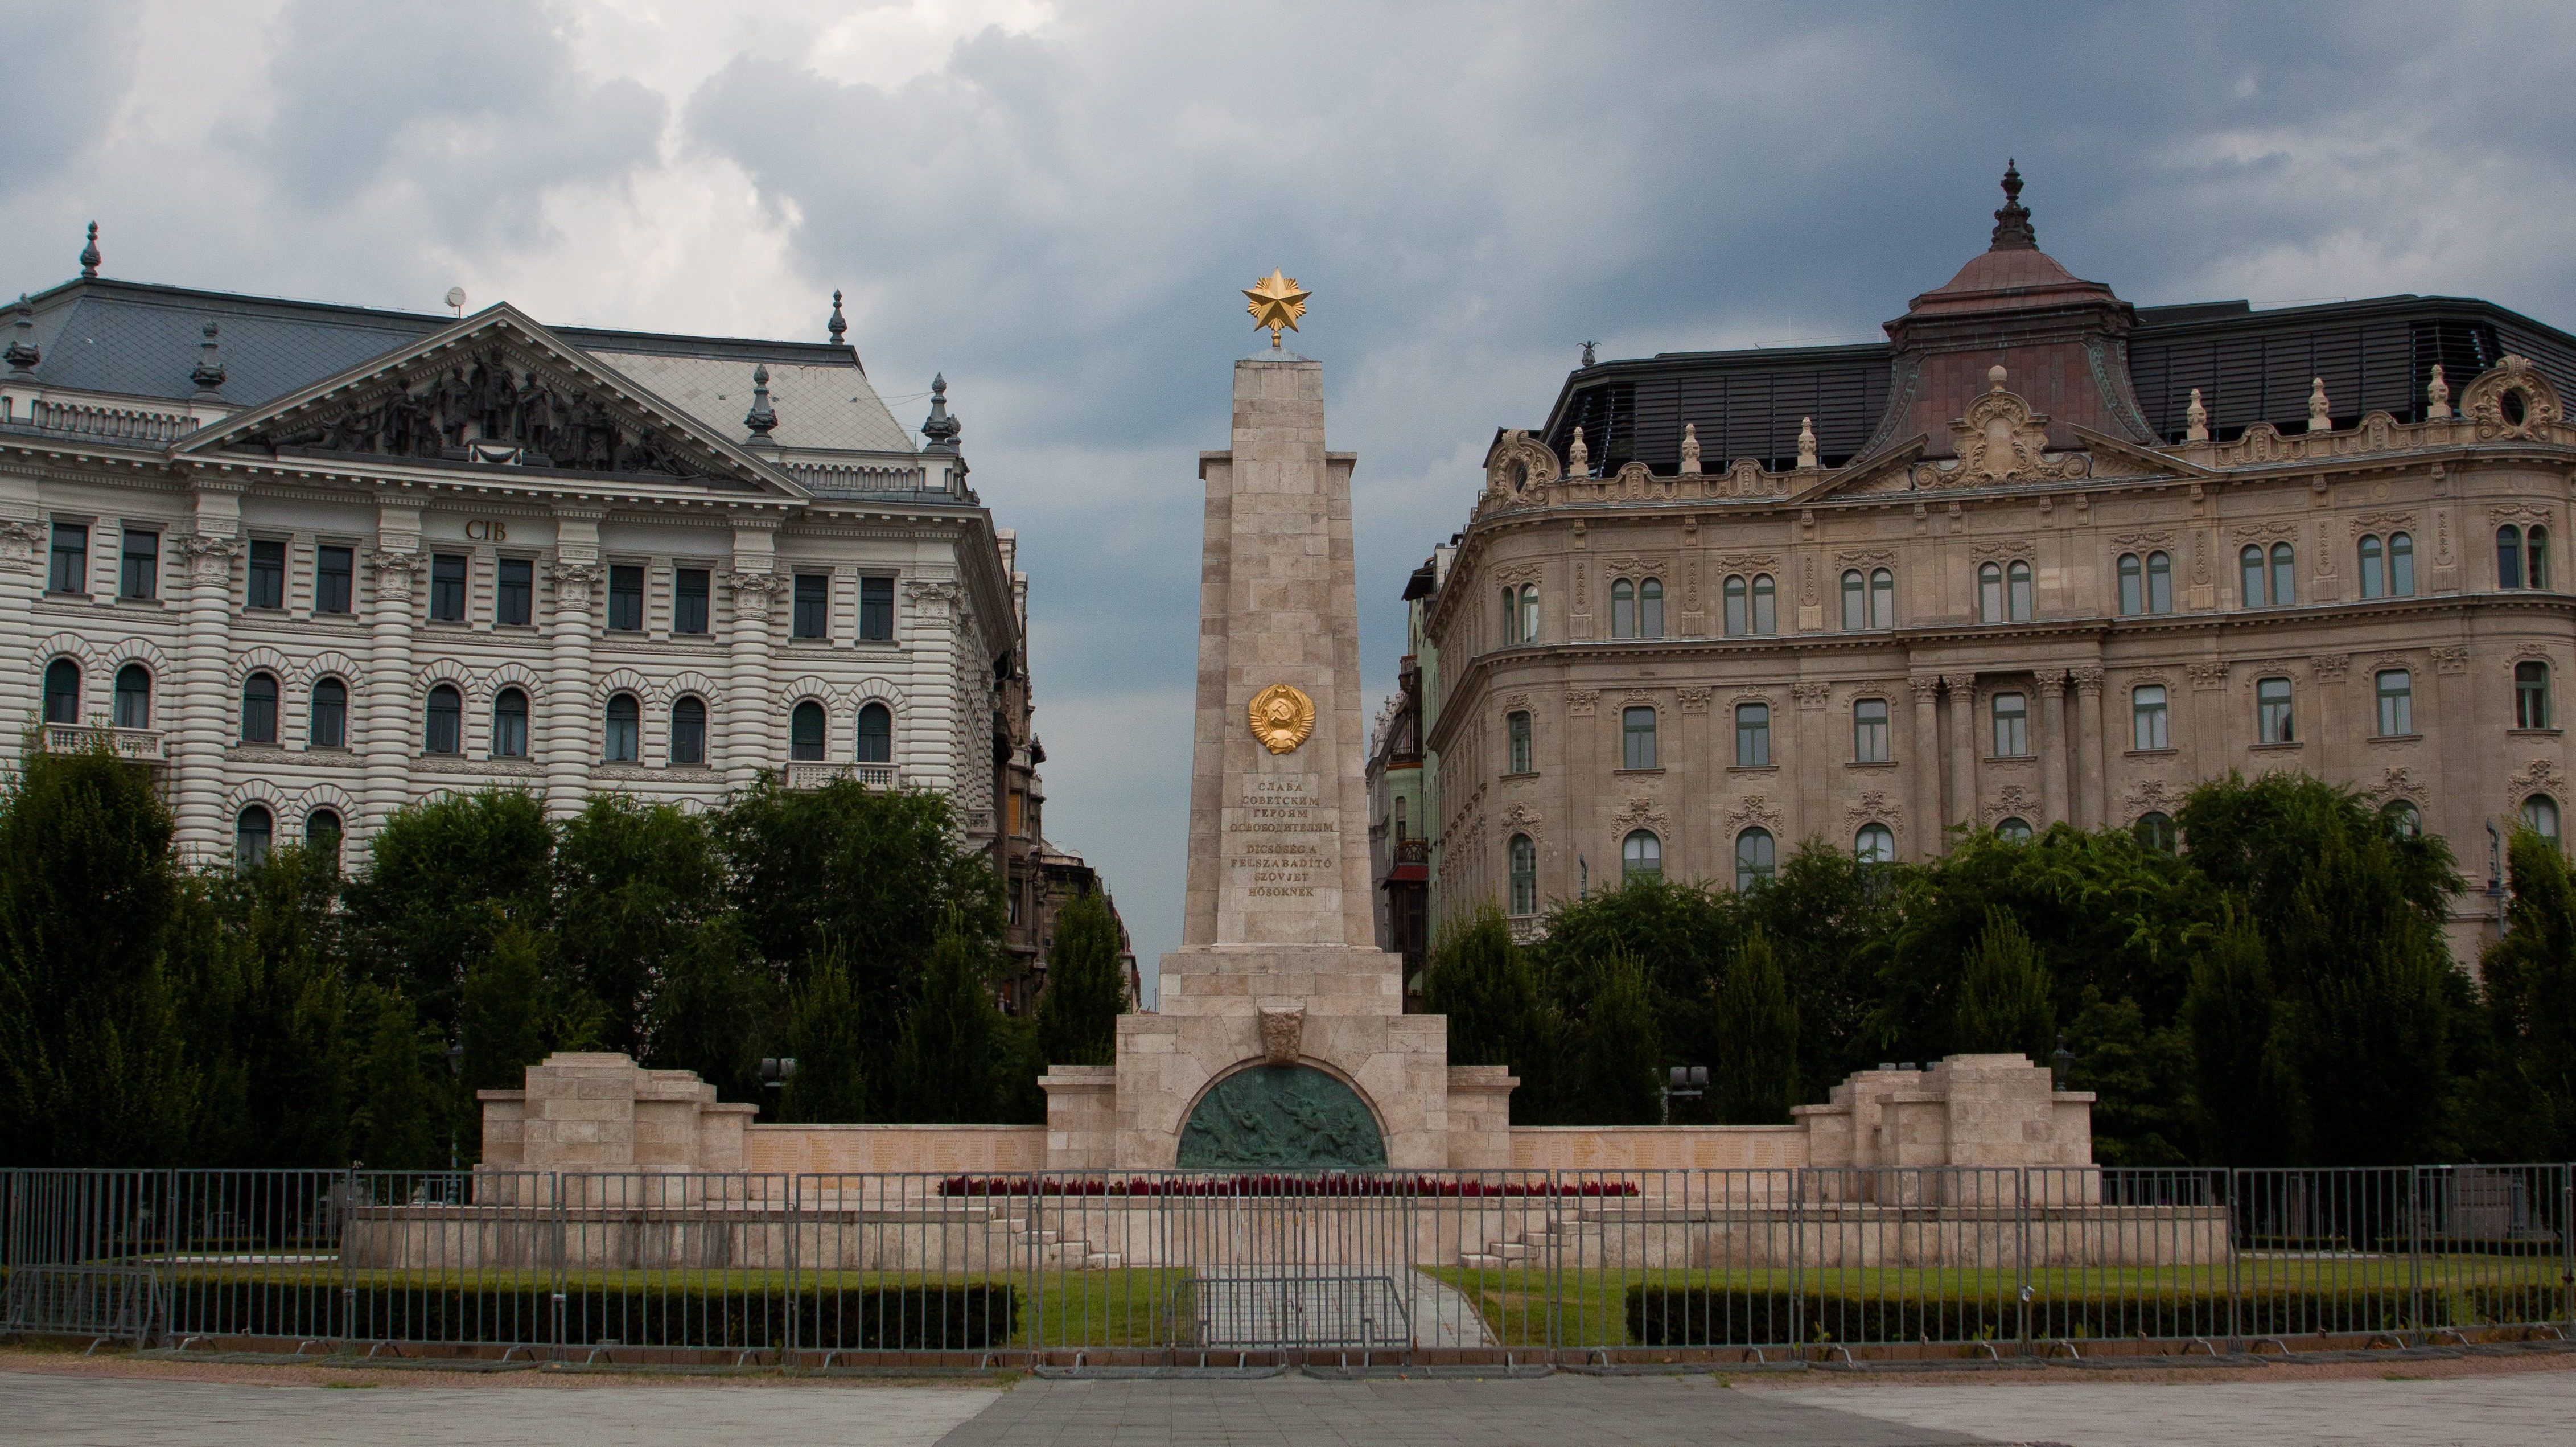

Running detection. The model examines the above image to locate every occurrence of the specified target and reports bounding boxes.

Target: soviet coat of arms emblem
[1247,683,1316,755]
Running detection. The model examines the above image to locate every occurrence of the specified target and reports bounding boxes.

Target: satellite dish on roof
[445,287,467,316]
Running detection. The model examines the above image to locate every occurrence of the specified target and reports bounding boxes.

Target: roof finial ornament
[1581,340,1596,368]
[4,295,39,379]
[1989,160,2036,251]
[2426,364,2452,421]
[1796,416,1819,469]
[2307,376,2332,433]
[742,363,778,447]
[190,321,227,400]
[920,372,961,454]
[2184,388,2209,442]
[1566,425,1588,476]
[79,221,101,279]
[1678,421,1701,475]
[827,289,847,345]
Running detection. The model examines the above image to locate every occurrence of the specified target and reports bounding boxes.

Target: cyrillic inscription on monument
[1231,776,1336,898]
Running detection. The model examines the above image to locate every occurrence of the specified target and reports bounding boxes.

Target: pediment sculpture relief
[1484,430,1561,502]
[246,348,706,478]
[1914,368,2088,488]
[2460,355,2566,442]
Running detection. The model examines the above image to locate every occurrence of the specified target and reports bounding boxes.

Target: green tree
[2180,905,2301,1165]
[1036,889,1126,1067]
[777,951,869,1124]
[552,795,730,1055]
[2062,987,2190,1166]
[1530,877,1733,1094]
[1710,928,1799,1125]
[181,845,350,1169]
[458,924,550,1098]
[0,742,198,1166]
[1739,841,1894,1097]
[1562,949,1662,1125]
[2480,828,2576,1157]
[1424,905,1556,1117]
[888,915,1002,1124]
[348,985,443,1171]
[1953,909,2056,1059]
[641,923,772,1108]
[342,790,553,1037]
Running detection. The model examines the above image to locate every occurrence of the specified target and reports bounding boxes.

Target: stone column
[0,503,43,745]
[170,533,242,858]
[1907,675,1942,860]
[543,561,600,818]
[1944,672,1980,831]
[362,548,423,838]
[723,572,781,793]
[2071,666,2106,828]
[2038,669,2070,827]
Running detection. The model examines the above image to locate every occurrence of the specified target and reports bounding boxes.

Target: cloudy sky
[13,2,2576,992]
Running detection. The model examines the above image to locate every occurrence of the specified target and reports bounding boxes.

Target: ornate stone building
[0,235,1113,970]
[1419,169,2576,962]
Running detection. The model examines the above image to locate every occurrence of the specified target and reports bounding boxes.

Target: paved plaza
[4,1356,2575,1447]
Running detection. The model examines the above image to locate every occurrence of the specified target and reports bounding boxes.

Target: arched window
[2146,550,2173,614]
[1996,817,2033,842]
[2240,545,2267,608]
[2376,669,2413,737]
[1501,586,1519,644]
[2269,542,2296,607]
[2517,661,2552,730]
[2530,526,2551,590]
[2118,553,2143,615]
[1853,697,1890,763]
[1506,710,1532,774]
[1519,584,1539,643]
[1978,561,2004,623]
[2133,684,2170,750]
[2007,559,2034,621]
[1751,573,1776,635]
[1723,574,1748,636]
[2257,676,2294,744]
[1734,701,1770,767]
[857,702,894,763]
[1854,823,1895,866]
[604,693,640,763]
[1841,569,1866,631]
[2389,532,2415,596]
[235,805,273,868]
[1621,829,1662,883]
[241,673,279,744]
[1735,827,1776,892]
[1622,705,1657,770]
[42,657,79,725]
[1639,578,1665,639]
[669,696,707,766]
[309,677,347,749]
[1508,834,1537,915]
[2522,794,2559,844]
[2381,798,2421,840]
[1870,568,1895,628]
[426,684,462,755]
[1611,578,1637,639]
[491,687,529,758]
[2358,535,2385,599]
[789,701,827,761]
[2499,524,2524,589]
[2133,811,2176,853]
[1991,692,2028,757]
[306,808,342,862]
[113,664,150,730]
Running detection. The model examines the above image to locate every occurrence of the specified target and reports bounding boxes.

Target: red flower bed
[934,1173,1639,1198]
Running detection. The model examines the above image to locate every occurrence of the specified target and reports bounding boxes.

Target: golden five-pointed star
[1243,269,1310,347]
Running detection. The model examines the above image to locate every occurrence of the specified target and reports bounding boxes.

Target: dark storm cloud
[0,2,146,200]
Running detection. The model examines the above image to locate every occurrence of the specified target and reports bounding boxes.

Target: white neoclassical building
[0,240,1038,871]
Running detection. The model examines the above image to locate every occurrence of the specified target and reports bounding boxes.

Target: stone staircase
[1023,1220,1124,1271]
[1456,1213,1598,1270]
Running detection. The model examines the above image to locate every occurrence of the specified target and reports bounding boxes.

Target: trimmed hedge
[158,1282,1016,1350]
[1627,1287,2463,1346]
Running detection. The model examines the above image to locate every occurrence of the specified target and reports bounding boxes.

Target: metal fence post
[2563,1163,2574,1339]
[2014,1168,2031,1354]
[2225,1168,2242,1354]
[337,1166,355,1349]
[1788,1168,1804,1355]
[551,1173,568,1360]
[2407,1165,2423,1340]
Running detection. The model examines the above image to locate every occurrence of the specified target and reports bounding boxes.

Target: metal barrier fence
[4,1165,2570,1363]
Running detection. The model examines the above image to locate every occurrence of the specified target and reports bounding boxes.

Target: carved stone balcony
[784,761,899,791]
[38,723,167,763]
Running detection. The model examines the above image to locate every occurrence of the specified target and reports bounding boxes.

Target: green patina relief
[1176,1065,1386,1171]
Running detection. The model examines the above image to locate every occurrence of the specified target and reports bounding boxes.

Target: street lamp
[2050,1033,2076,1090]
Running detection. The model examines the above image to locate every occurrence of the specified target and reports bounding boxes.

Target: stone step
[1456,1253,1504,1269]
[1083,1251,1124,1270]
[1483,1241,1530,1261]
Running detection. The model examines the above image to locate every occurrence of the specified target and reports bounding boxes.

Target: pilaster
[363,544,423,838]
[173,476,247,858]
[2071,666,2106,828]
[1907,675,1942,860]
[1943,672,1980,831]
[2037,669,2070,827]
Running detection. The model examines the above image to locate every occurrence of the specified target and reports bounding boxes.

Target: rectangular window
[315,545,353,614]
[793,573,830,639]
[608,565,644,631]
[1854,698,1890,763]
[2517,663,2550,730]
[248,538,285,608]
[859,575,895,640]
[430,553,467,621]
[2133,685,2170,750]
[1507,710,1532,774]
[2257,676,2294,744]
[119,528,158,600]
[674,567,711,634]
[2376,669,2413,737]
[1991,692,2028,757]
[48,523,87,594]
[495,557,532,625]
[1622,706,1657,771]
[1735,702,1771,768]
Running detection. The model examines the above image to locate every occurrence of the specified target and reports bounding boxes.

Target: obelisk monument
[1036,274,1515,1172]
